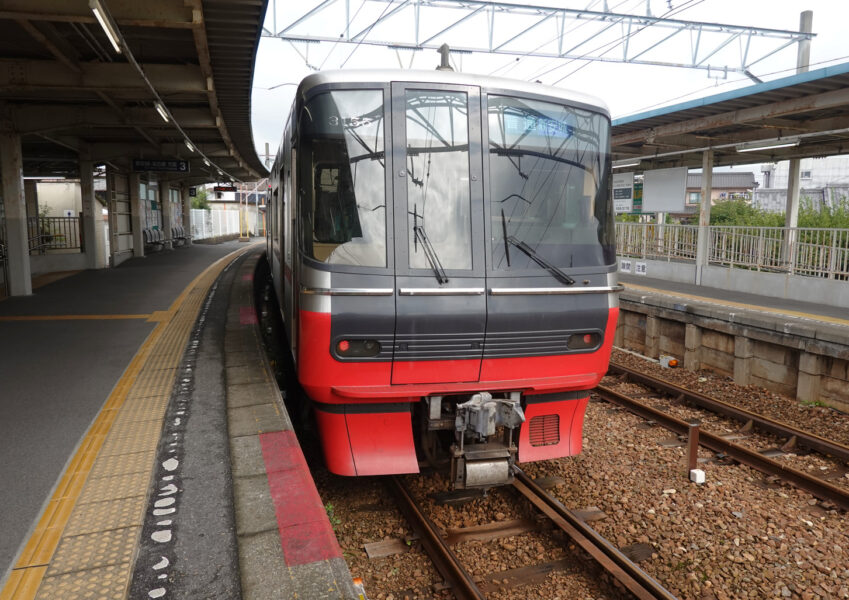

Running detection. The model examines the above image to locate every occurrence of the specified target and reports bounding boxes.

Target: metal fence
[616,223,849,280]
[190,209,241,241]
[616,223,698,262]
[26,216,81,254]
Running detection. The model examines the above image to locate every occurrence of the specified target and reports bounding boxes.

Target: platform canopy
[0,0,269,183]
[611,61,849,170]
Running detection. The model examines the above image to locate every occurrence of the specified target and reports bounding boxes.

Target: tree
[191,187,210,210]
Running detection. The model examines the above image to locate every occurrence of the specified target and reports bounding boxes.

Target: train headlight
[335,339,381,358]
[567,332,601,350]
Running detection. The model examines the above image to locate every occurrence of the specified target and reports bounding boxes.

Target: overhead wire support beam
[268,0,814,76]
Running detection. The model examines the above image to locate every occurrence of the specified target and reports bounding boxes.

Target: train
[265,68,620,489]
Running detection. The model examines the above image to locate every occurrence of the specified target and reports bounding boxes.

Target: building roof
[0,0,268,182]
[611,61,849,170]
[686,172,757,189]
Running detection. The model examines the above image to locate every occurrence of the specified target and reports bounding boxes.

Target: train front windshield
[488,95,614,271]
[297,87,612,272]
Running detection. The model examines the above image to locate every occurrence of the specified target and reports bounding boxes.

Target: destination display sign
[213,185,237,192]
[132,159,189,173]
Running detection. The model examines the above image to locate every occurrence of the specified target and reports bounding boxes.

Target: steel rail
[388,476,486,600]
[512,469,679,600]
[595,385,849,511]
[608,362,849,463]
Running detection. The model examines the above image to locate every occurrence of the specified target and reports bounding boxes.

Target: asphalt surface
[0,242,243,585]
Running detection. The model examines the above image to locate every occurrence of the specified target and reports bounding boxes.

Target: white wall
[36,181,81,216]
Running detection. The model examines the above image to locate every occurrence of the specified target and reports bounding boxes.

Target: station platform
[619,273,849,329]
[0,242,357,599]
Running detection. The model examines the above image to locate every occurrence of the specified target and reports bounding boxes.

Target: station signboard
[612,172,634,213]
[132,159,190,173]
[642,166,687,212]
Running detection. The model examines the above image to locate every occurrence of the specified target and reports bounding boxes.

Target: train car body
[266,69,620,488]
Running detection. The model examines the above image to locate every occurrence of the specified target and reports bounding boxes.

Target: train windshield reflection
[488,95,614,270]
[297,89,387,267]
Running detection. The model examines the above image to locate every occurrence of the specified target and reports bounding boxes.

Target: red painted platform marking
[259,430,342,565]
[239,306,258,325]
[242,274,254,281]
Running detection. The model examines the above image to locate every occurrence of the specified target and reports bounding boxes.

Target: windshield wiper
[500,210,511,267]
[506,236,575,285]
[414,225,448,284]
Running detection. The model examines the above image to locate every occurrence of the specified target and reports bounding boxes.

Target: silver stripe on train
[299,266,332,313]
[398,288,486,296]
[301,287,395,296]
[488,285,624,295]
[607,272,621,309]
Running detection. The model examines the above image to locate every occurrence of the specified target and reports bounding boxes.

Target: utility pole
[782,10,813,271]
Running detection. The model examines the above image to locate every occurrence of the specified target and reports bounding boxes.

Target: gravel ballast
[312,348,849,600]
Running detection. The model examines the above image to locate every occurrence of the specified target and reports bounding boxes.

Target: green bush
[709,199,784,227]
[799,196,849,228]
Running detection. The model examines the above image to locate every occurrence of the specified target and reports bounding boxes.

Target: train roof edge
[297,69,610,117]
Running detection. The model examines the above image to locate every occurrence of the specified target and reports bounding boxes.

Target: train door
[390,83,486,384]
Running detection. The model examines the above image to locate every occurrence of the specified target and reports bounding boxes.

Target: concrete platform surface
[619,273,849,329]
[0,242,356,599]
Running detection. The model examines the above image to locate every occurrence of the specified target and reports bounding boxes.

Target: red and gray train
[265,69,620,489]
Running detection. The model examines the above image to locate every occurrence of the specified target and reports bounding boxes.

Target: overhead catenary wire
[340,0,409,68]
[318,0,368,70]
[499,0,647,80]
[541,0,706,85]
[487,0,622,77]
[621,53,849,117]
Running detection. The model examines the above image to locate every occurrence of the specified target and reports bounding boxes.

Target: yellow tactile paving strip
[0,246,254,600]
[623,282,849,328]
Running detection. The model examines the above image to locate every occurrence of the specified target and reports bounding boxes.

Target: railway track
[598,363,849,511]
[608,362,849,463]
[388,474,679,600]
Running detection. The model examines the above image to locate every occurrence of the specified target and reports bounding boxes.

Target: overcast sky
[249,0,848,165]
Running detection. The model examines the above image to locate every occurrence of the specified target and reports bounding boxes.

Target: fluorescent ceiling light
[736,139,800,153]
[89,0,122,54]
[154,101,169,122]
[185,140,195,152]
[203,159,210,167]
[613,160,640,169]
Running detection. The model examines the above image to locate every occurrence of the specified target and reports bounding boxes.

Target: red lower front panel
[300,308,619,402]
[313,406,419,476]
[518,395,589,463]
[300,308,617,475]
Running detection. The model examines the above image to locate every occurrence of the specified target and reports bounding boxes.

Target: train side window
[297,90,387,267]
